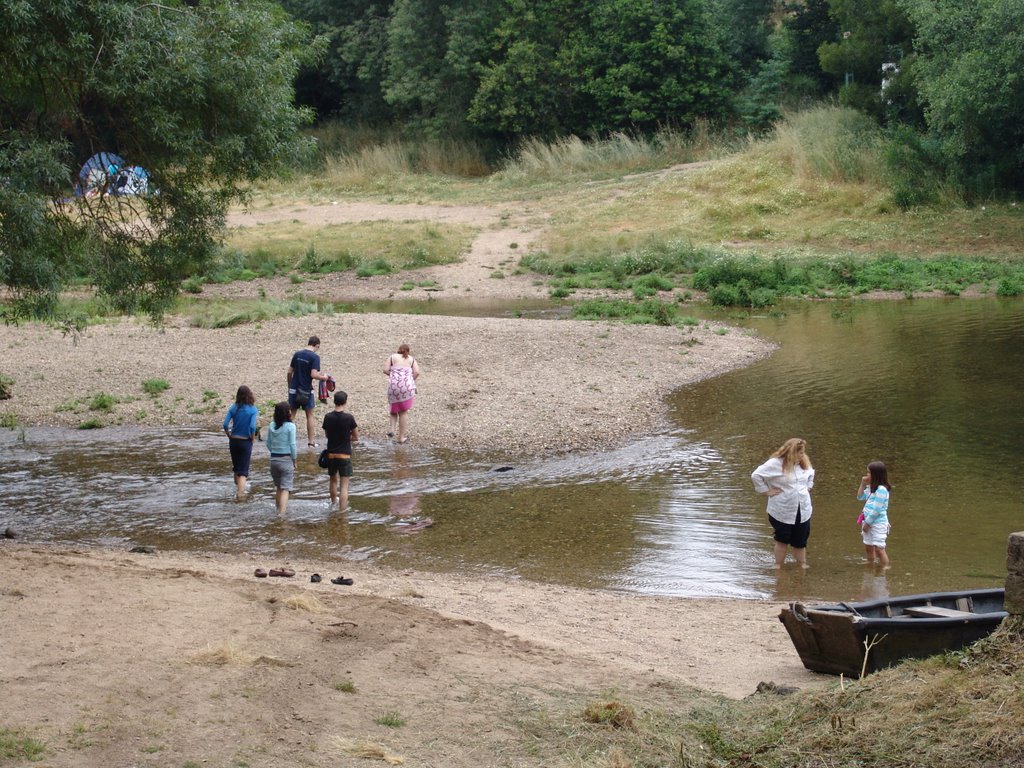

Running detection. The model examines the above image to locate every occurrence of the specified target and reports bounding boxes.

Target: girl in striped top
[857,461,892,567]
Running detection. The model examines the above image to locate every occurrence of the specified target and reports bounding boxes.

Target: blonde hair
[772,438,812,473]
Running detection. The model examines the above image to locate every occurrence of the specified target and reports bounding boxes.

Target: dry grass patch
[330,736,404,765]
[283,593,328,613]
[683,617,1024,767]
[583,700,636,729]
[188,642,290,668]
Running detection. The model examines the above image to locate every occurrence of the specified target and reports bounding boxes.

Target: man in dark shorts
[288,335,329,448]
[322,390,359,510]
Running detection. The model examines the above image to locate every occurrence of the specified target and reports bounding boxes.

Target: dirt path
[224,200,552,302]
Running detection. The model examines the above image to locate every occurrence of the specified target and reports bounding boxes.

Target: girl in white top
[751,437,816,569]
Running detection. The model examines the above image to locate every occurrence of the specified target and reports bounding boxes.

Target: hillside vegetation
[238,107,1024,310]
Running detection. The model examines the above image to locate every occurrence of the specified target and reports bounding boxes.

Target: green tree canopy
[469,0,735,138]
[0,0,317,320]
[899,0,1024,194]
[816,0,916,118]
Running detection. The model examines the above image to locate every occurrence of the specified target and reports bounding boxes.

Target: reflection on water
[0,300,1021,601]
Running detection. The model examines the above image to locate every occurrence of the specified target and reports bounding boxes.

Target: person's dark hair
[308,335,320,347]
[868,461,891,492]
[272,401,291,428]
[398,343,410,358]
[235,385,255,406]
[333,390,348,406]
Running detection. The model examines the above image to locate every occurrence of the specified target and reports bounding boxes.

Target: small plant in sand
[0,374,13,400]
[142,378,170,396]
[89,392,118,412]
[77,418,103,430]
[333,680,357,693]
[583,700,636,729]
[0,413,17,429]
[0,728,46,760]
[374,712,406,728]
[356,258,393,278]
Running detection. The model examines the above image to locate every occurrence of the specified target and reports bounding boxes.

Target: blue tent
[112,165,150,196]
[75,152,124,197]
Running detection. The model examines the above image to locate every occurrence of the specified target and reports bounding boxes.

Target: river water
[1,299,1021,602]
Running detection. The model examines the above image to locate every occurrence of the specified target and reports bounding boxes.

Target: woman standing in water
[384,343,420,444]
[266,401,297,515]
[223,385,259,499]
[751,437,816,569]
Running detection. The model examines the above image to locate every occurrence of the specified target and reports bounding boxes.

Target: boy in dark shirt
[322,390,359,510]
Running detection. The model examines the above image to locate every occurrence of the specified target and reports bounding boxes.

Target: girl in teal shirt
[266,401,297,515]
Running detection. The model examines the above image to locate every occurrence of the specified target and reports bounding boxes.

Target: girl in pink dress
[385,343,421,443]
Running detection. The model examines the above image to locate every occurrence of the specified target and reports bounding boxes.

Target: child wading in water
[857,461,892,567]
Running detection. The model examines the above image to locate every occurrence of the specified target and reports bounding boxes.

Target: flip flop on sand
[254,568,268,578]
[310,573,322,583]
[330,576,354,586]
[269,568,295,577]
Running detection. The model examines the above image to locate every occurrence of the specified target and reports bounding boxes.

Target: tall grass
[497,122,734,182]
[767,104,887,184]
[319,135,491,184]
[309,120,733,186]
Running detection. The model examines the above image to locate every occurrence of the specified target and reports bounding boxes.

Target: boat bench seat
[904,605,975,619]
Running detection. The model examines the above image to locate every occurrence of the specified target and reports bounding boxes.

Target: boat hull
[779,588,1007,677]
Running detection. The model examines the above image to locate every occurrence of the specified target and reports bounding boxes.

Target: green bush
[142,379,170,396]
[182,277,204,294]
[996,277,1023,297]
[884,125,947,208]
[355,259,392,277]
[89,393,118,412]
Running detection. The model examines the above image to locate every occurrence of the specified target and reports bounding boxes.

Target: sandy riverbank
[0,311,771,455]
[0,543,826,767]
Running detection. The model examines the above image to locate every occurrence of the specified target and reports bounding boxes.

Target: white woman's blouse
[751,457,815,523]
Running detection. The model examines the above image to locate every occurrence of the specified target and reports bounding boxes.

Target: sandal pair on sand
[311,573,354,585]
[254,568,352,585]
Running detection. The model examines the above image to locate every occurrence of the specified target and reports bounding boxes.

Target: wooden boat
[779,588,1007,677]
